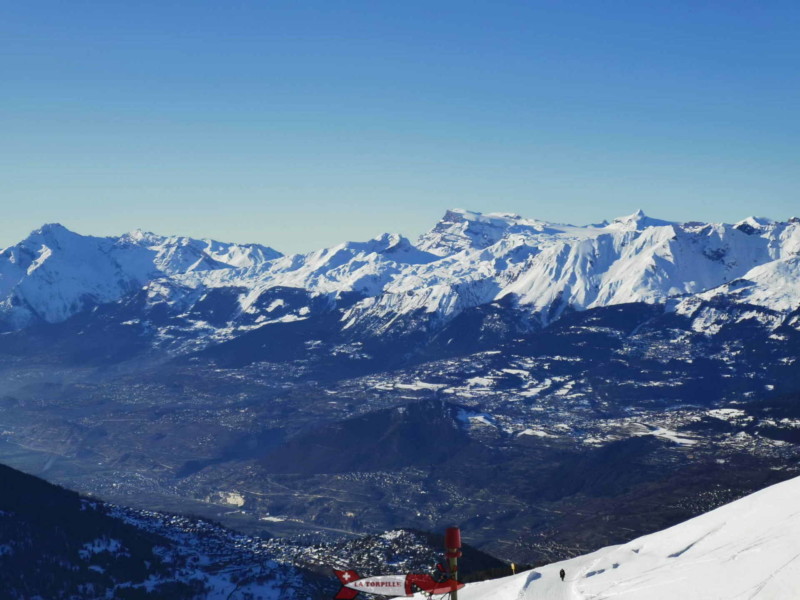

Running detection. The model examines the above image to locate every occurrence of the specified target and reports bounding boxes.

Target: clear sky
[2,1,798,253]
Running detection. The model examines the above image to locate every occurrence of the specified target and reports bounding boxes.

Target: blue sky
[2,1,798,253]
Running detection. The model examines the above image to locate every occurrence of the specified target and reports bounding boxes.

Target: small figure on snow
[559,568,566,582]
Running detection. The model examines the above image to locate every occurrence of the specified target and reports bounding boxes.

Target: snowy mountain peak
[740,215,774,227]
[367,232,409,253]
[25,222,82,247]
[35,222,71,235]
[440,208,548,229]
[421,208,682,256]
[126,228,147,240]
[118,228,164,247]
[606,209,673,231]
[734,216,776,235]
[417,209,555,256]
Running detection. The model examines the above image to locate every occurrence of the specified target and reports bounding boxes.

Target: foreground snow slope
[454,474,800,599]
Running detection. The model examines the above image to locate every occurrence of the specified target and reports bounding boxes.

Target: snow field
[441,475,800,599]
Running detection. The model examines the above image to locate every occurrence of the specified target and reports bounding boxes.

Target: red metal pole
[445,527,462,600]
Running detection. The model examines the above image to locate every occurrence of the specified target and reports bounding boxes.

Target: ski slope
[451,475,800,599]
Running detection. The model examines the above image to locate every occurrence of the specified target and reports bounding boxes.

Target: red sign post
[445,527,462,600]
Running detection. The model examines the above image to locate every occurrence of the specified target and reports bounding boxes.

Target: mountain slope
[0,462,316,599]
[450,474,800,599]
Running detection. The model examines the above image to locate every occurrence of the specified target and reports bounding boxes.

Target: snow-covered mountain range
[451,473,800,600]
[0,223,279,329]
[1,209,799,349]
